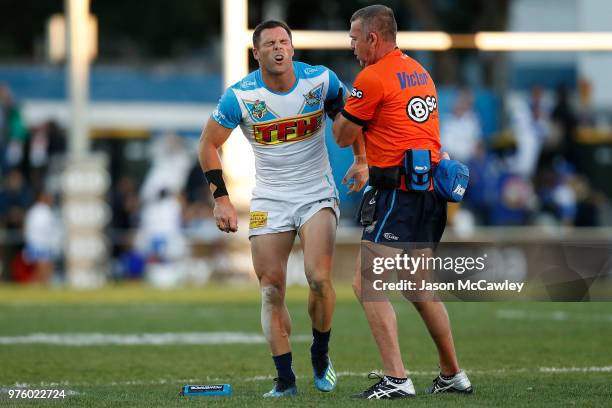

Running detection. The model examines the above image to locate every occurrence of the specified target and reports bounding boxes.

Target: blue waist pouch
[433,158,469,202]
[404,149,432,191]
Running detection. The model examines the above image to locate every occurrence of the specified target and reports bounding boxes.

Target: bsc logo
[406,95,437,123]
[351,88,363,99]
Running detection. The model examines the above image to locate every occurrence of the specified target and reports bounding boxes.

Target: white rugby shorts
[248,174,339,237]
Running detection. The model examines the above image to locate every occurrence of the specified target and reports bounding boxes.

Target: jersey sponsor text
[252,111,323,145]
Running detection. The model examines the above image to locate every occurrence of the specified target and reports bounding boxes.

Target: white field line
[496,309,612,323]
[539,366,612,373]
[0,332,310,346]
[2,366,611,389]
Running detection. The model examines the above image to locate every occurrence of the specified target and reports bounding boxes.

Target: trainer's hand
[213,196,238,233]
[342,155,369,194]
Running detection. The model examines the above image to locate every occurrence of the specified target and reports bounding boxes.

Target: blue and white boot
[262,377,298,398]
[313,355,337,392]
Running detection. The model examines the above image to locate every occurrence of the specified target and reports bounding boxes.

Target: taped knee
[261,285,284,305]
[260,285,288,342]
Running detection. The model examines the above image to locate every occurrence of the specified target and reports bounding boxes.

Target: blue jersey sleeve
[212,88,242,129]
[326,69,340,100]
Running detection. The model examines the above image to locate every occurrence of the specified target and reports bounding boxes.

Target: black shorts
[361,189,447,244]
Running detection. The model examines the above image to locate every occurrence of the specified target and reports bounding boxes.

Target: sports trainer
[199,20,366,398]
[332,5,473,399]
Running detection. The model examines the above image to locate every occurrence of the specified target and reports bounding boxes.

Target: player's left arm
[322,70,364,150]
[325,68,368,192]
[323,68,346,121]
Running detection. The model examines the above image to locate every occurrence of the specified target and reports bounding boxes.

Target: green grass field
[0,284,611,407]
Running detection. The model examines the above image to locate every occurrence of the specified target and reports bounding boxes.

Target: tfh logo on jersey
[406,95,437,123]
[252,111,323,145]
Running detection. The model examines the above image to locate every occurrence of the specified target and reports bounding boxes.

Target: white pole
[66,0,90,157]
[223,0,249,88]
[222,0,254,209]
[65,0,109,288]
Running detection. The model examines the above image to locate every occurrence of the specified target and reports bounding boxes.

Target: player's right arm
[199,87,243,233]
[199,119,237,233]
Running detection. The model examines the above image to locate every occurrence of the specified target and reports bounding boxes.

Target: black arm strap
[204,169,229,199]
[324,88,345,120]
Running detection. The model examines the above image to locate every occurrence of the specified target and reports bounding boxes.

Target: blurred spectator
[549,84,579,169]
[140,133,193,202]
[183,162,224,240]
[489,173,535,226]
[572,175,605,227]
[529,86,552,139]
[184,162,209,204]
[113,248,147,280]
[28,120,67,192]
[0,83,29,171]
[463,142,501,225]
[0,86,5,164]
[0,169,33,230]
[135,188,187,263]
[110,175,140,232]
[535,162,577,226]
[109,175,141,277]
[23,191,63,283]
[577,78,596,127]
[0,168,33,281]
[507,86,553,178]
[441,89,482,163]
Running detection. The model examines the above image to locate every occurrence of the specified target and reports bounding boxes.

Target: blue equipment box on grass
[180,384,232,397]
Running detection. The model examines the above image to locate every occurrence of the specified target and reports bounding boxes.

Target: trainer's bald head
[350,4,397,43]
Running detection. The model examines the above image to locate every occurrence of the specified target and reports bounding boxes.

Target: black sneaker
[352,372,415,400]
[425,370,473,394]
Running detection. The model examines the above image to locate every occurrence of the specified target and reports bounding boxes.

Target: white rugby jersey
[212,61,343,187]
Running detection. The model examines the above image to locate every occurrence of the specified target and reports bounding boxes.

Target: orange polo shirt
[343,49,441,168]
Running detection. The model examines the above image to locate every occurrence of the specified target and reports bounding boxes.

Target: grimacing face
[253,27,294,75]
[349,19,372,68]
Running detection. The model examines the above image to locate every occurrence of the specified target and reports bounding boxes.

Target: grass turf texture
[0,284,611,407]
